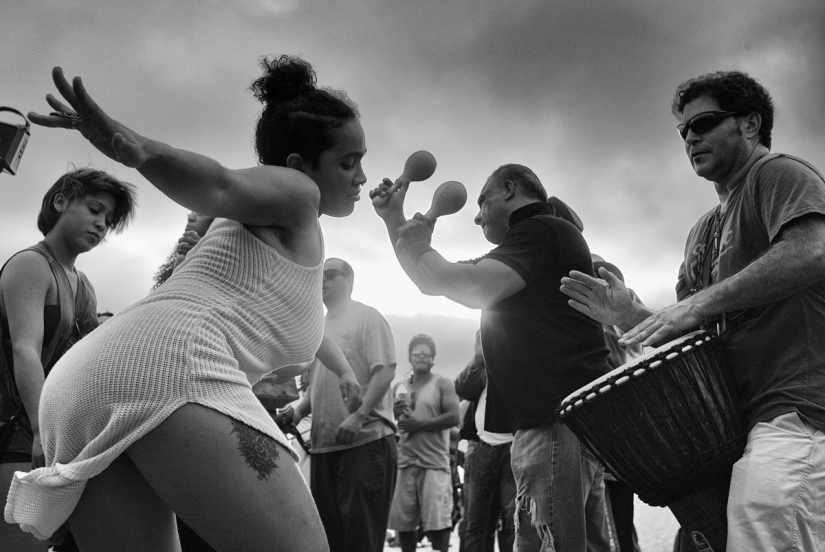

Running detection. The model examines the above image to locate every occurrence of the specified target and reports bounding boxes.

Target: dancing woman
[5,56,367,552]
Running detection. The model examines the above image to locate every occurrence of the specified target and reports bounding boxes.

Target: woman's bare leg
[68,453,181,551]
[69,403,328,552]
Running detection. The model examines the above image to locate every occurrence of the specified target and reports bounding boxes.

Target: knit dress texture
[4,218,325,539]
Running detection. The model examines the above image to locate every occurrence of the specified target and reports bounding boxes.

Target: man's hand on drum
[28,67,148,168]
[560,267,647,329]
[618,299,705,348]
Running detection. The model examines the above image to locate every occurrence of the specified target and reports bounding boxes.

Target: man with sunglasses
[285,258,398,552]
[561,71,825,550]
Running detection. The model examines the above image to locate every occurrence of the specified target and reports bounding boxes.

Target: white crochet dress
[4,218,325,539]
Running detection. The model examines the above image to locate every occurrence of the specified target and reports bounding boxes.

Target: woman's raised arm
[29,67,319,229]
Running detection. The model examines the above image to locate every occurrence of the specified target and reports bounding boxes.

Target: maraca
[423,181,467,225]
[401,150,437,182]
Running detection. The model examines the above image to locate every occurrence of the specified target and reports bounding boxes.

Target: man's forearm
[383,216,438,294]
[417,412,460,432]
[688,219,825,319]
[356,365,396,417]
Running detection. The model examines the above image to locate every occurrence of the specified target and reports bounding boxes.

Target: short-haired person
[0,168,136,551]
[5,56,368,552]
[562,71,825,550]
[372,167,612,552]
[286,257,398,552]
[388,334,461,552]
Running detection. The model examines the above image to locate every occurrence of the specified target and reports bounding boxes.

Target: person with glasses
[372,165,612,552]
[283,257,397,552]
[5,57,365,552]
[388,334,460,552]
[0,168,136,552]
[561,71,825,550]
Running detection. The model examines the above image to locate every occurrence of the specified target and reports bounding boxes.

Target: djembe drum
[557,330,745,552]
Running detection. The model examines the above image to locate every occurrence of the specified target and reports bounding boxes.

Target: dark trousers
[605,479,639,552]
[459,440,516,552]
[310,434,398,552]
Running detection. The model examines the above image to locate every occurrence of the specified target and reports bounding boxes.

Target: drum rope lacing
[556,333,713,416]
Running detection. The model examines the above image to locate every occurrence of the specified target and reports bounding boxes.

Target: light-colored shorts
[388,465,453,532]
[727,411,825,551]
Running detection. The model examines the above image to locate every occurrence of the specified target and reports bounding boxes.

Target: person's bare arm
[315,333,364,412]
[1,253,52,468]
[29,67,320,229]
[336,364,396,445]
[622,214,825,347]
[398,378,461,434]
[370,177,438,293]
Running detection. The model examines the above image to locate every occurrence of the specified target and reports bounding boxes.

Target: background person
[0,168,135,552]
[589,255,642,552]
[5,55,367,552]
[285,257,397,552]
[454,329,516,552]
[388,334,461,552]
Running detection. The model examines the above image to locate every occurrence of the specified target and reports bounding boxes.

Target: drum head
[559,330,709,411]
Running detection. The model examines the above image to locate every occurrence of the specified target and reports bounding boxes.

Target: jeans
[727,411,825,551]
[310,435,397,552]
[461,440,516,552]
[510,421,610,552]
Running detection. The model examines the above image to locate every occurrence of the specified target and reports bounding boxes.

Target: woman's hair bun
[250,54,317,105]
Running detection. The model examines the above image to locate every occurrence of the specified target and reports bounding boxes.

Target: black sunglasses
[677,111,737,141]
[323,269,345,280]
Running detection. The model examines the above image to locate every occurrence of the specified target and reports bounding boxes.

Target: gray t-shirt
[309,300,396,453]
[677,148,825,432]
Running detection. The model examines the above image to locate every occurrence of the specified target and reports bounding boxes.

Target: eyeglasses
[323,269,345,281]
[410,351,433,359]
[677,111,737,141]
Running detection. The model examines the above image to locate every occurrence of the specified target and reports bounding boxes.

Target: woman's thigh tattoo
[230,419,280,481]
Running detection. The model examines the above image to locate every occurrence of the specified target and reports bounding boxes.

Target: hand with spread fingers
[560,267,647,329]
[28,67,148,168]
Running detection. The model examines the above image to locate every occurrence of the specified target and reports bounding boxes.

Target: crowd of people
[1,53,824,552]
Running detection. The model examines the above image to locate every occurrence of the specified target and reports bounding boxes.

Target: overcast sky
[2,0,824,378]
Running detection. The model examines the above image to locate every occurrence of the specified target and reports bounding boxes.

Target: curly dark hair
[249,55,359,168]
[672,71,775,149]
[37,168,137,236]
[151,251,177,290]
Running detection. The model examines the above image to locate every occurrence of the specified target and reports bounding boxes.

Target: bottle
[395,383,409,421]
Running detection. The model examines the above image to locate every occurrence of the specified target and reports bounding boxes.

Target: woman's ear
[286,153,305,172]
[53,193,69,213]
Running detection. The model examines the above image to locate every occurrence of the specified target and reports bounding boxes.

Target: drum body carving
[557,330,745,552]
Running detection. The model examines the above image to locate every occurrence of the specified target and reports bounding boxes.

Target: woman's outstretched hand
[27,67,148,168]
